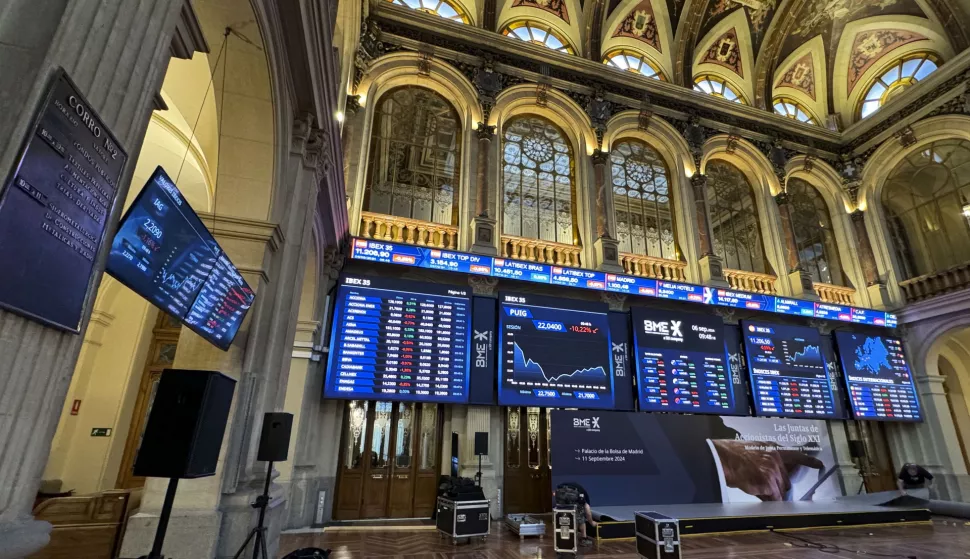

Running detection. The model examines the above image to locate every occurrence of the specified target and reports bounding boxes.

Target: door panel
[335,401,442,519]
[504,407,552,514]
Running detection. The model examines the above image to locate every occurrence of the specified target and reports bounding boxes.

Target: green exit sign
[90,428,112,437]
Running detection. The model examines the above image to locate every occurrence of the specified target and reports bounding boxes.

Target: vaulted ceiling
[390,0,970,126]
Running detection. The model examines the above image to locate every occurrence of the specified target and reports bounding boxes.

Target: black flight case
[435,496,490,544]
[635,511,682,559]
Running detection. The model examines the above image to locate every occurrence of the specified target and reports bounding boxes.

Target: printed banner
[551,410,842,507]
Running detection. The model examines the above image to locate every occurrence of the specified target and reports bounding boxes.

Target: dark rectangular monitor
[324,275,472,404]
[631,307,738,415]
[106,166,253,350]
[741,321,838,419]
[497,292,614,409]
[834,331,922,422]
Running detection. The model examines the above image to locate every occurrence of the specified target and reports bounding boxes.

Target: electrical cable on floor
[770,529,918,558]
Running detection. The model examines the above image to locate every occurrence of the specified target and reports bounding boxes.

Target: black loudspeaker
[474,431,489,456]
[257,412,293,462]
[133,369,236,479]
[849,440,867,459]
[450,432,459,477]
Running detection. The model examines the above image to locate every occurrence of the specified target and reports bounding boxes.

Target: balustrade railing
[619,253,688,282]
[814,282,856,306]
[723,268,778,294]
[500,235,582,267]
[359,212,458,249]
[899,262,970,303]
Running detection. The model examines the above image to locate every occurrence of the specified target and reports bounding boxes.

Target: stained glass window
[610,138,678,259]
[502,116,577,244]
[706,160,766,273]
[693,75,745,104]
[882,139,970,279]
[364,87,461,225]
[389,0,469,23]
[501,21,574,54]
[604,50,665,80]
[860,53,939,119]
[786,178,843,285]
[773,97,816,124]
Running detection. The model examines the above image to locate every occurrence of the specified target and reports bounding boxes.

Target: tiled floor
[279,518,970,558]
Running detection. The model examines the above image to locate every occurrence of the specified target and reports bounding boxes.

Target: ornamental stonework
[511,0,570,24]
[776,53,816,100]
[847,29,927,93]
[701,27,743,77]
[612,0,661,52]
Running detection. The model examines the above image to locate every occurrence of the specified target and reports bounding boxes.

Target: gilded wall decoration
[613,0,661,51]
[701,27,743,77]
[512,0,570,24]
[847,29,927,93]
[777,53,816,100]
[793,0,903,38]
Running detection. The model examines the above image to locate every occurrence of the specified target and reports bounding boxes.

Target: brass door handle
[372,474,384,479]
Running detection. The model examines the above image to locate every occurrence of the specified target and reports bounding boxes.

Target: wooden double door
[334,400,442,519]
[504,407,553,514]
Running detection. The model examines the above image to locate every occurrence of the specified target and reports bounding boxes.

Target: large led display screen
[106,167,253,350]
[742,321,837,419]
[834,332,922,422]
[631,307,735,415]
[498,293,614,408]
[324,275,471,403]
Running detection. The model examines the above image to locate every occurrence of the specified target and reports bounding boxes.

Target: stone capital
[476,122,495,140]
[774,191,790,205]
[690,172,708,190]
[468,275,499,296]
[591,149,609,166]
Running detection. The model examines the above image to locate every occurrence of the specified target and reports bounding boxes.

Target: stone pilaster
[0,1,186,556]
[471,123,497,255]
[341,94,361,213]
[850,210,890,308]
[774,192,816,300]
[690,173,727,286]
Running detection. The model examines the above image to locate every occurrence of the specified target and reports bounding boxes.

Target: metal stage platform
[592,493,932,539]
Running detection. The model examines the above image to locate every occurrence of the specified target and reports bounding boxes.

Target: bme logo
[473,330,491,368]
[573,417,601,431]
[643,320,683,338]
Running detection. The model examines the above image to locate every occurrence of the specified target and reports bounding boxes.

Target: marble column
[774,192,816,299]
[850,210,890,308]
[690,173,726,285]
[0,1,185,556]
[471,123,497,255]
[591,149,621,272]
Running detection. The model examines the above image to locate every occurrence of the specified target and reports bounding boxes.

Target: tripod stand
[232,461,274,559]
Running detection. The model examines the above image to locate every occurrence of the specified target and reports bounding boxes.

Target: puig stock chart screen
[498,293,614,408]
[324,275,471,404]
[742,321,837,419]
[834,332,921,421]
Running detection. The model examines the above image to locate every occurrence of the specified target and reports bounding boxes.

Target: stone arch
[701,136,786,283]
[771,35,828,125]
[603,112,698,277]
[691,9,755,104]
[496,0,584,55]
[490,84,595,259]
[784,156,865,298]
[833,16,953,124]
[350,52,481,237]
[600,0,674,78]
[859,115,970,303]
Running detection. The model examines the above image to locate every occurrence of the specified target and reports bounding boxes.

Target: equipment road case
[635,511,682,559]
[435,496,490,544]
[553,505,578,556]
[505,514,546,539]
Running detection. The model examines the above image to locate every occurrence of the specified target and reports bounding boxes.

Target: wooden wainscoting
[31,490,131,559]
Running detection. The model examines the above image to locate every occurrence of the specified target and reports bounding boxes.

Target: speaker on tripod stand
[849,439,872,495]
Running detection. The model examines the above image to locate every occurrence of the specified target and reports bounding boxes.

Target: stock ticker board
[349,238,897,328]
[324,275,471,404]
[835,332,922,422]
[743,321,838,419]
[631,307,736,415]
[498,292,615,408]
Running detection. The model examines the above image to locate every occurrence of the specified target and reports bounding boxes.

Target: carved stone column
[0,1,186,556]
[341,94,361,214]
[592,149,622,272]
[471,123,497,255]
[850,210,890,308]
[690,173,726,286]
[775,192,816,299]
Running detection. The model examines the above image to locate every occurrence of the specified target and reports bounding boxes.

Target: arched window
[364,86,461,225]
[502,115,576,244]
[883,139,970,280]
[388,0,470,22]
[610,139,677,259]
[604,50,665,80]
[501,21,574,54]
[860,53,939,119]
[706,160,766,273]
[773,97,817,125]
[786,178,844,285]
[693,75,746,104]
